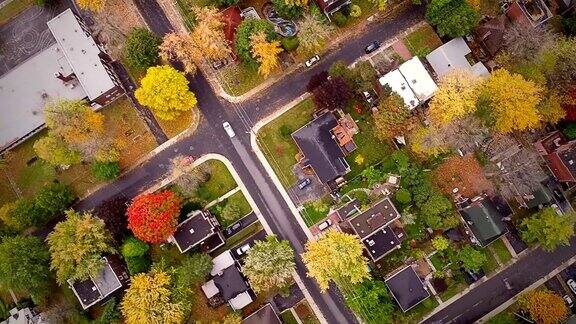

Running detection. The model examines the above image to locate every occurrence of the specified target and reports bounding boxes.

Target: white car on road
[223,122,235,138]
[305,55,320,68]
[568,279,576,294]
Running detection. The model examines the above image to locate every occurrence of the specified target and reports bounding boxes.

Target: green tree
[94,298,122,324]
[420,193,459,230]
[457,245,487,272]
[91,161,121,180]
[373,92,413,140]
[394,188,412,206]
[235,19,276,68]
[47,210,116,284]
[432,236,449,252]
[520,207,576,251]
[35,183,76,217]
[44,99,104,145]
[345,280,395,324]
[272,0,304,18]
[243,236,295,293]
[0,199,47,232]
[426,0,480,37]
[121,236,150,258]
[221,201,242,221]
[124,28,161,70]
[33,135,81,166]
[135,65,198,121]
[0,235,51,303]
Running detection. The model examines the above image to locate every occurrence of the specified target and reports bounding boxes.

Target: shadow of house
[474,15,510,58]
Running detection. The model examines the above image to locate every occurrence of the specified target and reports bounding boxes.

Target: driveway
[223,212,259,239]
[229,229,267,260]
[288,165,328,206]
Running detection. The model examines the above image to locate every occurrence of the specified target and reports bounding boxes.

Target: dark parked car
[298,178,312,190]
[225,222,242,236]
[364,41,381,54]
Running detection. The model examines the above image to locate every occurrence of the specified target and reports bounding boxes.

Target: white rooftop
[426,37,490,79]
[379,70,419,110]
[201,279,219,298]
[0,43,87,151]
[398,57,438,102]
[47,9,116,101]
[229,291,254,310]
[210,250,235,276]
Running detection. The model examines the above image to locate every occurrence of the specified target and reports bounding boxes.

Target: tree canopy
[302,230,370,291]
[135,65,198,121]
[373,92,414,140]
[0,198,47,232]
[272,0,305,18]
[47,210,116,284]
[121,271,183,324]
[44,99,105,144]
[457,245,487,273]
[242,235,295,293]
[426,0,480,37]
[127,191,182,243]
[312,76,352,111]
[345,280,395,324]
[297,13,334,55]
[33,135,81,166]
[0,235,51,303]
[250,31,283,77]
[94,196,129,241]
[124,28,161,70]
[77,0,105,11]
[521,207,576,251]
[519,289,568,324]
[235,19,276,67]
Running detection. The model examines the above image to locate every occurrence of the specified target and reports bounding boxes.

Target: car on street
[564,295,574,307]
[364,41,381,54]
[552,203,563,215]
[317,219,332,231]
[225,222,242,236]
[236,243,251,256]
[305,55,320,67]
[223,122,235,138]
[298,178,312,190]
[567,279,576,294]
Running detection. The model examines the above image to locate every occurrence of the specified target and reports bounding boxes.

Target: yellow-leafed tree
[249,31,283,78]
[77,0,105,12]
[519,290,568,324]
[44,99,105,145]
[159,33,198,75]
[301,230,370,292]
[285,0,309,5]
[135,65,197,121]
[482,69,543,133]
[428,69,484,125]
[121,271,183,324]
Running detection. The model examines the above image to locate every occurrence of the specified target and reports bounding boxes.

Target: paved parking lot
[0,0,66,76]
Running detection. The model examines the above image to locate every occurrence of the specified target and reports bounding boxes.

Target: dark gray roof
[362,226,399,261]
[292,112,349,185]
[336,198,360,219]
[213,265,250,301]
[525,186,554,209]
[558,146,576,179]
[347,198,400,239]
[243,304,282,324]
[386,266,430,312]
[173,211,216,252]
[71,279,101,308]
[69,256,125,309]
[460,197,507,247]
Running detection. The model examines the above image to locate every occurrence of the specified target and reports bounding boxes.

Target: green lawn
[0,0,34,26]
[483,248,500,274]
[192,160,237,205]
[281,310,299,324]
[489,238,513,264]
[257,98,315,188]
[429,253,449,271]
[439,274,468,301]
[393,297,439,323]
[402,24,443,57]
[219,63,266,97]
[301,196,331,226]
[345,115,392,179]
[209,190,252,228]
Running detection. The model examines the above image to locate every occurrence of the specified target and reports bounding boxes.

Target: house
[505,0,552,27]
[315,0,351,19]
[341,197,404,261]
[170,210,225,253]
[243,304,282,324]
[68,256,129,309]
[1,308,45,324]
[0,8,123,153]
[292,111,357,189]
[385,266,430,312]
[201,250,254,310]
[378,57,437,110]
[457,195,508,247]
[534,131,576,184]
[474,15,510,57]
[426,37,490,80]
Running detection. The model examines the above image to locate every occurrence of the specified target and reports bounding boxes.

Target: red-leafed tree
[563,88,576,122]
[127,191,182,243]
[312,76,352,111]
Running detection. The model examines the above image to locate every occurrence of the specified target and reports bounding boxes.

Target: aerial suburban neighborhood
[0,0,576,322]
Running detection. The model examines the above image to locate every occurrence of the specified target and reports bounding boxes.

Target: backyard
[0,97,157,205]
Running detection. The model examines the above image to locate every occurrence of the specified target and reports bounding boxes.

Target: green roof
[460,197,507,247]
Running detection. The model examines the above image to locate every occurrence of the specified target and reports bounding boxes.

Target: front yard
[209,190,252,228]
[402,24,443,57]
[0,97,157,205]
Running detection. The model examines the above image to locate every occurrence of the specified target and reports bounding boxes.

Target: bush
[121,236,150,258]
[332,12,347,27]
[280,36,300,51]
[350,4,362,17]
[125,256,151,275]
[221,202,242,221]
[92,161,121,180]
[94,298,122,324]
[124,28,161,70]
[35,183,75,217]
[395,188,412,206]
[562,123,576,140]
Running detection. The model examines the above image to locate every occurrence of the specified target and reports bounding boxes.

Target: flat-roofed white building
[426,37,490,80]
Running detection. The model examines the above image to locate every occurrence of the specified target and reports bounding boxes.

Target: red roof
[221,6,242,51]
[547,152,576,182]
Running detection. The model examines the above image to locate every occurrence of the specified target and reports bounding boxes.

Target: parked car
[298,178,312,190]
[225,222,242,236]
[551,203,563,215]
[364,41,381,54]
[223,122,235,138]
[305,55,320,68]
[567,279,576,294]
[317,219,333,231]
[236,243,251,256]
[564,294,574,307]
[503,278,513,290]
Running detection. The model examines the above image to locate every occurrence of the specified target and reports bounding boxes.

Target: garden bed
[281,310,299,324]
[294,300,320,324]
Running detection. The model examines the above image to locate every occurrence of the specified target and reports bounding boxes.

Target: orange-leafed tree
[432,155,493,197]
[127,191,182,244]
[519,289,568,324]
